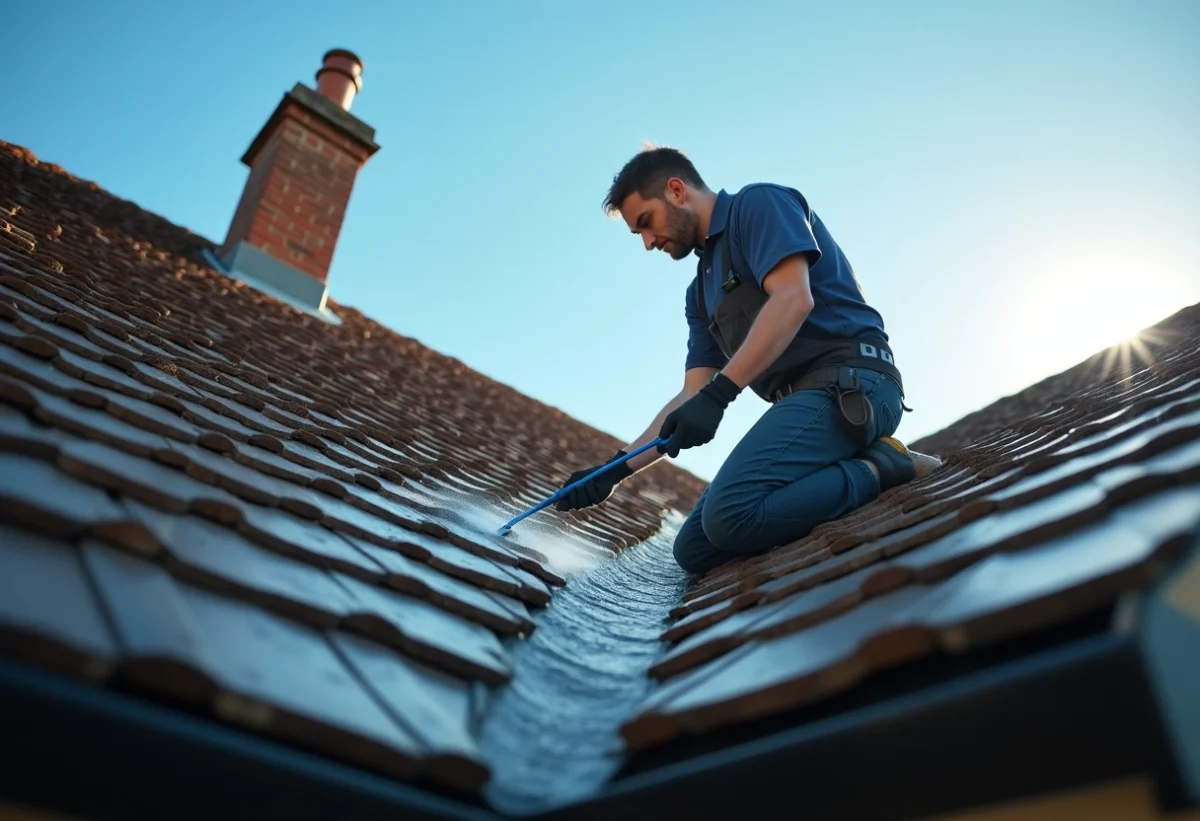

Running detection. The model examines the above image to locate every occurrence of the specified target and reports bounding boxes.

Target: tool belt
[769,364,888,450]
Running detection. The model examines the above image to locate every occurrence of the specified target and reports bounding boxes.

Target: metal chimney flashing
[203,243,343,326]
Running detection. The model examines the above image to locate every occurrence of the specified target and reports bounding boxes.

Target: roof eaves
[6,542,1195,821]
[0,655,499,821]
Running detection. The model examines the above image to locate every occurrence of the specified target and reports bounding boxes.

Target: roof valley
[474,517,690,815]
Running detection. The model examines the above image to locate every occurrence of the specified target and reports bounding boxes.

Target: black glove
[554,450,633,511]
[658,373,741,458]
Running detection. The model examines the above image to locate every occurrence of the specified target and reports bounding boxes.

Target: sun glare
[1019,252,1183,381]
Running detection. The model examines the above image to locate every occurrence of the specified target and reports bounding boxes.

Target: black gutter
[528,629,1187,820]
[0,658,499,821]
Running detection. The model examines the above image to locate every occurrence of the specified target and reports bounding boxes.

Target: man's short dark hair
[603,145,707,216]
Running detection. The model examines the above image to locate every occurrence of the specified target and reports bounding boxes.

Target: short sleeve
[684,279,728,370]
[731,185,822,287]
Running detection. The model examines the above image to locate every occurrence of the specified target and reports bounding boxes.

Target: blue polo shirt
[684,184,889,371]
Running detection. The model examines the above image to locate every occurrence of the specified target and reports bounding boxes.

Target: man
[555,146,940,576]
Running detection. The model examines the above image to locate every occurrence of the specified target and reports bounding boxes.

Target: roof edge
[0,656,498,821]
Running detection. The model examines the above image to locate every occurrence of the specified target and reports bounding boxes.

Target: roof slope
[908,312,1197,455]
[3,135,1198,817]
[619,301,1200,758]
[0,140,706,801]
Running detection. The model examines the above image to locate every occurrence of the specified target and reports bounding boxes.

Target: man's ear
[665,177,687,206]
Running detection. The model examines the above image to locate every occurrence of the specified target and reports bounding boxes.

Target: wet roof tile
[82,542,429,783]
[331,631,490,793]
[334,572,513,684]
[128,500,360,629]
[344,533,533,635]
[0,524,118,682]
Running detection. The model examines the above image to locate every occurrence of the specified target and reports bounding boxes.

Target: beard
[663,200,699,260]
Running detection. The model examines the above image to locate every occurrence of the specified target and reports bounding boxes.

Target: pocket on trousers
[879,400,897,439]
[867,373,902,440]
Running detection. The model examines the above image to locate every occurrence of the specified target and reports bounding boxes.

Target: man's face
[620,184,699,261]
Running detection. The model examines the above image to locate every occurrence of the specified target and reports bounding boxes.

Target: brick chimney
[208,49,380,322]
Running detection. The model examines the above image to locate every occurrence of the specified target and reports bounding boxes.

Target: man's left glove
[554,451,633,511]
[658,373,741,458]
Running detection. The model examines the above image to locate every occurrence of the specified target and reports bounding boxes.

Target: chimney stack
[209,49,380,322]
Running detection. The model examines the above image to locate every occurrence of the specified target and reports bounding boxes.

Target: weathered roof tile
[345,533,533,635]
[128,500,360,629]
[234,501,387,580]
[82,542,429,782]
[331,631,491,793]
[0,524,118,682]
[334,573,513,685]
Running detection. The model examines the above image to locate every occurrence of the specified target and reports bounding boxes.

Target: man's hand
[657,373,741,457]
[554,451,634,511]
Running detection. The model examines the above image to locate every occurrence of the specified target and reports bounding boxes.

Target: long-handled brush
[496,437,666,536]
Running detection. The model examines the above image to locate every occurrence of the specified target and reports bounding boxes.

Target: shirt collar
[695,189,732,258]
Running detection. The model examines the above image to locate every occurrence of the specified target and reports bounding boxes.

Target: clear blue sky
[6,0,1198,482]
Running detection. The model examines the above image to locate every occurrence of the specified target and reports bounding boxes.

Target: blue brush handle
[496,437,667,535]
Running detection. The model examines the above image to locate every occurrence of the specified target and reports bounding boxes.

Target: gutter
[0,658,498,821]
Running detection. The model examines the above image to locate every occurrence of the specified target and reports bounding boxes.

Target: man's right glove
[657,372,741,458]
[554,450,633,511]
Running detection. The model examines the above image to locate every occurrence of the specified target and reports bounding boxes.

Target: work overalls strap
[695,193,905,449]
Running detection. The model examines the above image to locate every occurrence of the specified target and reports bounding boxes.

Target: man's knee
[672,536,709,575]
[699,485,755,553]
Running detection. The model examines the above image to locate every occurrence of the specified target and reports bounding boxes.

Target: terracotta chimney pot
[315,48,364,111]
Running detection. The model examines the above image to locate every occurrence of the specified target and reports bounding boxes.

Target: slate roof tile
[1,449,143,538]
[233,501,387,580]
[333,572,513,685]
[347,534,533,635]
[0,524,119,682]
[82,542,429,782]
[128,500,362,629]
[330,632,491,793]
[0,400,77,457]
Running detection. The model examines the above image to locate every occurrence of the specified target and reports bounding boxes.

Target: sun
[1017,250,1186,381]
[1049,273,1165,354]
